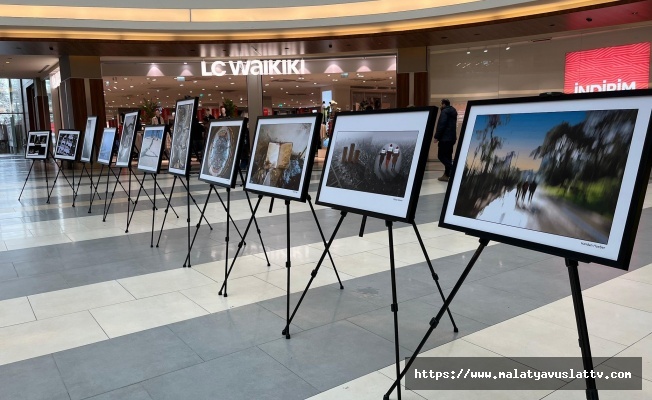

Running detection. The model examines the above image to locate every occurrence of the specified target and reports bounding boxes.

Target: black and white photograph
[97,128,117,166]
[168,97,197,176]
[80,116,97,163]
[441,91,652,268]
[245,114,321,201]
[137,126,166,173]
[25,131,51,159]
[317,108,437,221]
[115,111,139,167]
[199,120,244,188]
[54,130,81,161]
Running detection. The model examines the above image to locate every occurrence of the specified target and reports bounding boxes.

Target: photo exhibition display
[97,128,117,165]
[80,116,98,163]
[168,97,198,177]
[25,131,51,159]
[137,126,166,174]
[316,108,437,222]
[199,119,245,188]
[440,90,652,268]
[54,130,81,161]
[115,111,140,167]
[245,114,321,201]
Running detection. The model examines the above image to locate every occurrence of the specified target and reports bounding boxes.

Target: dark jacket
[435,106,458,143]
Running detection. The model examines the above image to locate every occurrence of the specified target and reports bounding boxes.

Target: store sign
[564,43,650,94]
[201,59,306,76]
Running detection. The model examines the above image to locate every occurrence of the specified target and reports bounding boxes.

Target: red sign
[564,43,650,94]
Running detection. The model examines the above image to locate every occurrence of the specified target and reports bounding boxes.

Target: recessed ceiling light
[184,62,188,65]
[230,82,234,85]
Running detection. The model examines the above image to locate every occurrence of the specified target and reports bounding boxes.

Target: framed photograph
[316,107,438,222]
[80,116,98,163]
[25,131,51,160]
[169,97,198,177]
[199,119,245,188]
[115,111,140,167]
[440,90,652,269]
[245,114,322,202]
[54,130,81,161]
[137,126,166,174]
[97,128,117,166]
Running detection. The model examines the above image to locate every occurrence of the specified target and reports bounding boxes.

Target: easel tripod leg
[219,195,264,296]
[384,238,489,400]
[386,220,402,400]
[18,160,35,201]
[284,200,291,339]
[282,211,348,336]
[156,176,178,247]
[183,185,214,267]
[307,195,343,289]
[566,259,600,400]
[412,222,458,332]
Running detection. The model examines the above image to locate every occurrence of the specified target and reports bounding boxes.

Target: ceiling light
[506,46,511,50]
[184,62,188,65]
[230,82,234,85]
[484,49,488,53]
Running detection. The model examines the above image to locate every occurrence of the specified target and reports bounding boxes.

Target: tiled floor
[0,156,650,399]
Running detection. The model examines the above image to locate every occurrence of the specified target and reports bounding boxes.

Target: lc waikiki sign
[564,43,650,94]
[201,59,306,76]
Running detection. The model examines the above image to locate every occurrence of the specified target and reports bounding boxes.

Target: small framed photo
[169,97,198,177]
[97,128,117,166]
[245,114,322,202]
[440,90,652,269]
[316,107,438,222]
[54,130,81,161]
[25,131,51,160]
[137,126,166,174]
[80,116,98,163]
[115,111,140,167]
[199,119,246,188]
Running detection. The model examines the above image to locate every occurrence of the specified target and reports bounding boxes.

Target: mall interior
[1,1,652,399]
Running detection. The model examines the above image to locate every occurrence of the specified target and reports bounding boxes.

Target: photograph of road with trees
[453,109,638,244]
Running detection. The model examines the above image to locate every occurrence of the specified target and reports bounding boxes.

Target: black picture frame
[169,97,199,177]
[137,126,167,174]
[244,113,322,202]
[439,89,652,269]
[25,130,51,160]
[316,107,438,223]
[97,128,117,166]
[115,111,141,168]
[80,116,98,163]
[198,118,246,189]
[54,129,81,161]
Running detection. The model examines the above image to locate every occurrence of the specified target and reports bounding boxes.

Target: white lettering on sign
[574,79,637,93]
[201,59,305,76]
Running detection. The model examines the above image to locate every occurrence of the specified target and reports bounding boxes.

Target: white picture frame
[80,116,98,163]
[97,128,117,166]
[25,131,51,160]
[316,108,437,222]
[115,111,139,167]
[168,97,198,177]
[54,130,81,161]
[245,114,321,202]
[199,119,245,188]
[440,90,652,269]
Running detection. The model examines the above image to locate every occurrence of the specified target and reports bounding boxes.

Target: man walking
[434,99,458,182]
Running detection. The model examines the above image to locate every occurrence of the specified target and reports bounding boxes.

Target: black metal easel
[281,216,457,338]
[48,157,77,206]
[566,258,600,400]
[154,175,214,249]
[102,166,136,222]
[125,171,179,234]
[384,238,488,399]
[218,193,268,297]
[182,168,272,268]
[73,162,104,213]
[18,159,50,203]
